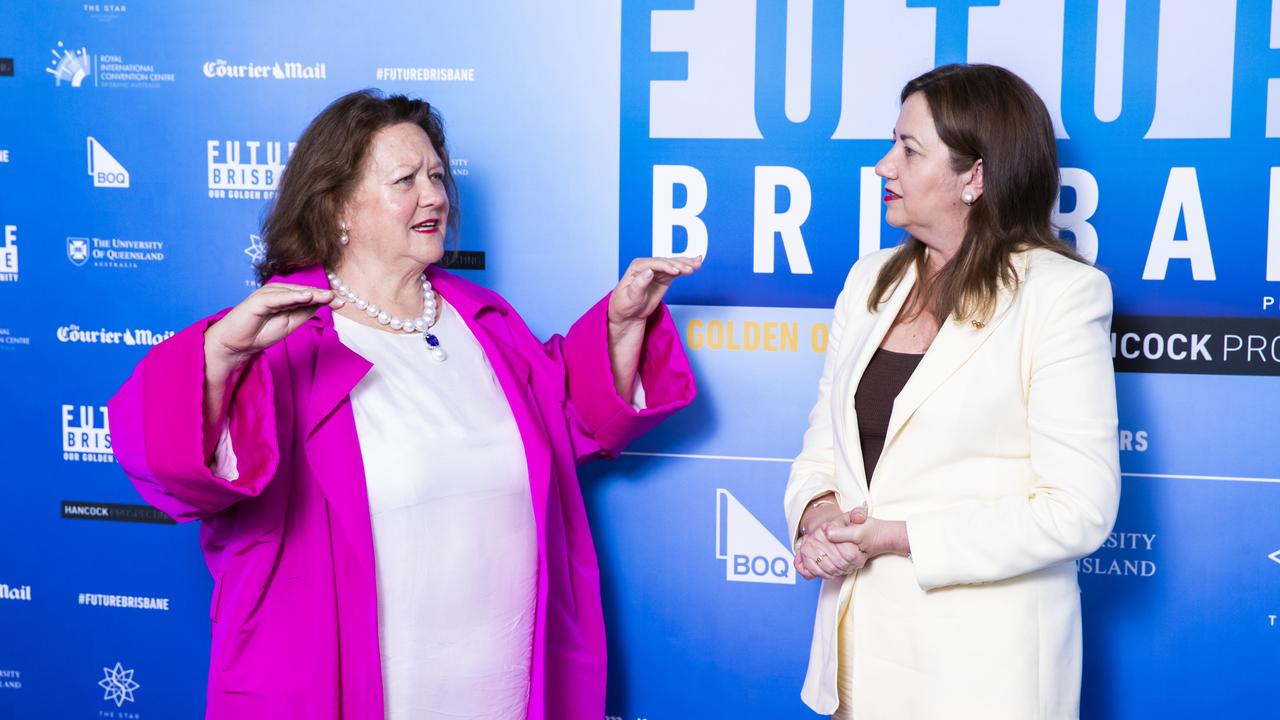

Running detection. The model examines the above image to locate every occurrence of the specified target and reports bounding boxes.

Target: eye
[429,170,445,182]
[903,145,917,157]
[396,174,415,185]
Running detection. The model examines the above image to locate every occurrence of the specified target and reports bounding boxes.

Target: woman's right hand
[205,283,344,376]
[201,284,344,446]
[795,499,869,581]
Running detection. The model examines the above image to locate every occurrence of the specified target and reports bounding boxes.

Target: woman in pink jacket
[109,90,699,720]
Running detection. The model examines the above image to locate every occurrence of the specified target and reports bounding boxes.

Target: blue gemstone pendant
[424,332,447,361]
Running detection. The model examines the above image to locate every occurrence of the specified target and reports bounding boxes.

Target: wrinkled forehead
[363,122,440,174]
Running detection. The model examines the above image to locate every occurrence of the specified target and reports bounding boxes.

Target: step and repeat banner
[2,1,1278,717]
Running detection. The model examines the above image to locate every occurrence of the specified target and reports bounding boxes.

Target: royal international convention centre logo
[48,39,174,89]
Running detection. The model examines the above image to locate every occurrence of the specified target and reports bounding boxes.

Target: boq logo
[715,488,794,584]
[86,137,129,188]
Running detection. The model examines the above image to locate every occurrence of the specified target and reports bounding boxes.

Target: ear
[963,158,985,199]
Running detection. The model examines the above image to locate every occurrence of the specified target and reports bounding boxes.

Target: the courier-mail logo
[716,488,794,584]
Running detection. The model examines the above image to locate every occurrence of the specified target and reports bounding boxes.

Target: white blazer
[785,247,1120,719]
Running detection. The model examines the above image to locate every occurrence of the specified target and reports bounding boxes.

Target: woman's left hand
[607,255,703,327]
[605,255,703,397]
[824,508,912,560]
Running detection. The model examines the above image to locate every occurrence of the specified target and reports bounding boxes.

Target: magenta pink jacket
[109,264,696,719]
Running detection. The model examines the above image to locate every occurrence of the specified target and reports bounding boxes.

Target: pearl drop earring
[961,191,975,206]
[339,228,349,245]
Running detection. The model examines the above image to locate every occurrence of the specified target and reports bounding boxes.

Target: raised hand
[206,284,345,369]
[202,284,345,437]
[606,255,703,396]
[607,255,703,328]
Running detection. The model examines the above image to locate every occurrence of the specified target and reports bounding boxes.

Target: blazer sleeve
[906,268,1121,590]
[554,292,697,463]
[783,270,860,548]
[108,314,281,523]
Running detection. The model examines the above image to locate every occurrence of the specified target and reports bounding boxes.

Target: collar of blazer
[835,250,1028,493]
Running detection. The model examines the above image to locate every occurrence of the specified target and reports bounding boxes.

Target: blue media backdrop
[1,1,1278,717]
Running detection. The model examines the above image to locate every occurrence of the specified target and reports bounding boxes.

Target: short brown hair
[869,64,1080,321]
[256,89,459,283]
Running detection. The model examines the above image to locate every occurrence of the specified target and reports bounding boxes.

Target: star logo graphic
[244,233,266,264]
[98,662,140,707]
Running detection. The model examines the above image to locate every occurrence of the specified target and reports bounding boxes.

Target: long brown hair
[256,89,459,283]
[868,64,1080,321]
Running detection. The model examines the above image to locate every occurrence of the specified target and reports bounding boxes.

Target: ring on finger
[816,553,828,565]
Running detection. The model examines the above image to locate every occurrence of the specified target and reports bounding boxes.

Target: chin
[413,238,446,266]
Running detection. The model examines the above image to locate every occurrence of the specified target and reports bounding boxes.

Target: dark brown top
[855,348,925,485]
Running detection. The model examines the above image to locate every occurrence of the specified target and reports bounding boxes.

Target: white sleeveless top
[333,300,536,720]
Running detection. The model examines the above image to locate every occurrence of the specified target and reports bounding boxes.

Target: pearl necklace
[327,271,447,361]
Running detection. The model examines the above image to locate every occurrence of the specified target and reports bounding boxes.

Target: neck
[331,256,427,319]
[918,229,964,275]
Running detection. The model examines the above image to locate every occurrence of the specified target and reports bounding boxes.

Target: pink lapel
[428,266,554,719]
[270,265,379,580]
[271,265,385,712]
[426,266,552,523]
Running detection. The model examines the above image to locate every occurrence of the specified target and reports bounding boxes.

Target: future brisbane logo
[619,1,1280,314]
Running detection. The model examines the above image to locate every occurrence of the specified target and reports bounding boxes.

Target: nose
[874,149,895,180]
[418,180,445,209]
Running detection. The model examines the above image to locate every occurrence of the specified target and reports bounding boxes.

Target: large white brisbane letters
[753,167,813,274]
[1144,168,1216,281]
[1054,168,1100,264]
[1270,167,1280,282]
[652,165,709,259]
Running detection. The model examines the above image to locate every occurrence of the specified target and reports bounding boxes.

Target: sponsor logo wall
[0,1,1276,718]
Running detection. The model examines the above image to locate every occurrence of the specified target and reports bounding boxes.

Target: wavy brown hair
[256,89,459,283]
[869,64,1080,322]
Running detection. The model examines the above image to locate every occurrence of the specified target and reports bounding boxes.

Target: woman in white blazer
[784,64,1120,719]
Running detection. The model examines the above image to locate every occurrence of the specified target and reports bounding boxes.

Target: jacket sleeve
[783,270,859,548]
[553,293,697,463]
[906,269,1121,590]
[109,314,281,523]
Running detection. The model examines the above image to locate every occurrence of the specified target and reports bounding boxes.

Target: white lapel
[881,253,1028,453]
[832,263,918,495]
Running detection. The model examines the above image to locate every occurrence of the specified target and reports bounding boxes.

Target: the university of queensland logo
[87,137,129,188]
[67,237,90,266]
[47,41,92,87]
[715,488,795,584]
[98,662,139,708]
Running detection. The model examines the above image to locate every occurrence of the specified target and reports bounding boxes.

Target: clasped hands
[794,499,911,581]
